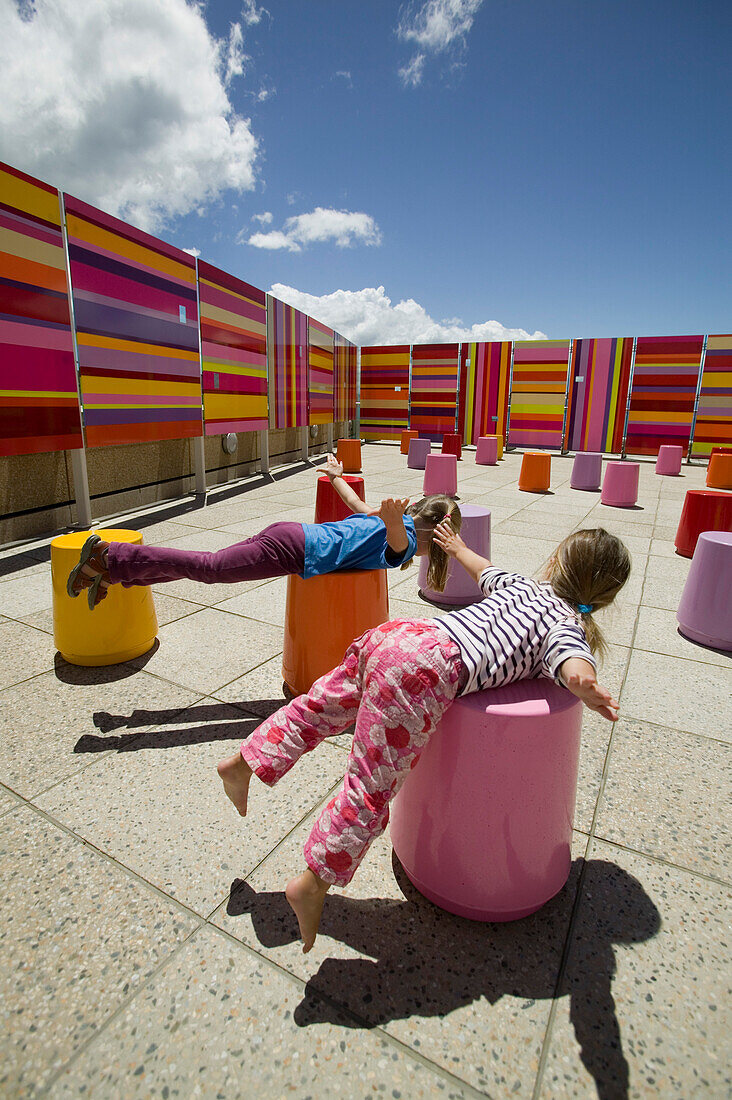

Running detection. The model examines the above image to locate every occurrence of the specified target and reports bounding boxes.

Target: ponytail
[403,495,462,593]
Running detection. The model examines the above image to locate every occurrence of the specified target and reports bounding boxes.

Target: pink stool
[441,433,462,460]
[407,438,431,470]
[570,452,602,491]
[418,504,490,606]
[391,679,583,921]
[656,445,683,476]
[601,461,640,507]
[676,531,732,651]
[475,436,499,465]
[423,453,458,496]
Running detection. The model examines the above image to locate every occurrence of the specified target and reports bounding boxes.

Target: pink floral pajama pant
[240,618,463,886]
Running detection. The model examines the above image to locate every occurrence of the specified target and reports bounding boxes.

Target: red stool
[400,430,419,455]
[674,489,732,558]
[314,475,365,522]
[441,433,462,460]
[706,453,732,490]
[336,438,362,473]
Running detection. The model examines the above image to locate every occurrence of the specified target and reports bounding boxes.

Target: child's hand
[559,658,620,721]
[316,453,343,480]
[432,517,466,557]
[369,497,410,524]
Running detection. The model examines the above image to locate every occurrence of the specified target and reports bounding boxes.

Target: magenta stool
[391,679,583,921]
[656,445,683,476]
[570,452,602,491]
[418,504,490,606]
[407,438,431,470]
[423,453,458,496]
[676,531,732,651]
[475,436,499,465]
[441,433,462,460]
[601,461,640,507]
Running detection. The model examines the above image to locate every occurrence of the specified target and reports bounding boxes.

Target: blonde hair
[538,527,631,663]
[402,495,462,593]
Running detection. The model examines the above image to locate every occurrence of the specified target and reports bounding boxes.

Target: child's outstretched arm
[433,519,492,585]
[370,497,411,556]
[558,657,620,722]
[315,453,370,514]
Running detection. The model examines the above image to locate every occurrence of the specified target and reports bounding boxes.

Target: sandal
[87,572,110,610]
[67,534,107,598]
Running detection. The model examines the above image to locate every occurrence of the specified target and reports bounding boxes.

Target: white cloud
[399,53,426,87]
[182,246,201,257]
[224,22,248,85]
[251,211,273,225]
[0,0,260,232]
[241,0,268,26]
[397,0,484,85]
[334,70,353,88]
[245,208,382,251]
[270,284,546,345]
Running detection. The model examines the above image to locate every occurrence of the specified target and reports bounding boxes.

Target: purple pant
[107,522,306,587]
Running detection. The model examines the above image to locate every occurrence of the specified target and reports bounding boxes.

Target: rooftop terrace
[1,444,729,1098]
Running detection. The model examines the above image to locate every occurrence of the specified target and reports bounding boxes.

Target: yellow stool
[52,529,158,666]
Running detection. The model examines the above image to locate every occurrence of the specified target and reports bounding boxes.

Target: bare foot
[285,869,330,953]
[217,751,253,816]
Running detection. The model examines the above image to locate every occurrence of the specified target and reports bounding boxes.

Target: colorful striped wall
[266,295,308,429]
[333,332,357,424]
[508,340,571,449]
[624,335,704,456]
[564,337,633,454]
[0,162,82,457]
[359,344,410,440]
[457,341,511,446]
[199,261,267,436]
[690,335,732,457]
[308,317,334,425]
[409,343,459,439]
[65,195,202,448]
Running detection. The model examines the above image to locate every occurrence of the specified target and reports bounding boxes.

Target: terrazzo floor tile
[538,838,731,1100]
[212,653,291,718]
[216,576,289,628]
[581,515,656,539]
[36,710,346,913]
[648,536,680,558]
[173,499,287,529]
[486,532,557,576]
[494,517,582,544]
[595,718,731,878]
[0,552,49,578]
[109,519,199,545]
[47,926,472,1100]
[0,783,19,817]
[634,605,732,667]
[0,570,53,618]
[145,590,207,626]
[573,644,631,833]
[640,553,692,611]
[0,618,55,689]
[0,804,198,1095]
[141,527,238,553]
[150,572,271,606]
[621,649,731,740]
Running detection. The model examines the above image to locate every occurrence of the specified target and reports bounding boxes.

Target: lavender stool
[656,445,683,476]
[407,438,431,470]
[676,531,732,651]
[570,452,602,491]
[418,504,490,606]
[475,436,499,465]
[601,462,640,507]
[423,453,458,496]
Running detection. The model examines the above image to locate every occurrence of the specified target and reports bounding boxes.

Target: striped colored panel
[409,343,459,440]
[308,317,334,425]
[457,342,511,446]
[625,335,703,456]
[507,340,571,449]
[64,194,202,448]
[690,334,732,456]
[333,331,357,423]
[267,295,308,429]
[359,344,410,440]
[564,338,633,454]
[199,260,267,436]
[0,161,82,457]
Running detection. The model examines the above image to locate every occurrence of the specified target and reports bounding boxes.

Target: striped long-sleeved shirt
[437,566,596,697]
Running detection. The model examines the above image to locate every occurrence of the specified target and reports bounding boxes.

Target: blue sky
[1,0,729,343]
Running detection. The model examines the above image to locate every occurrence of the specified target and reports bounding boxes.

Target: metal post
[355,345,361,439]
[260,429,270,474]
[687,335,708,463]
[192,436,206,494]
[620,337,638,459]
[505,342,516,448]
[192,255,207,488]
[453,343,461,435]
[559,339,574,454]
[407,344,413,430]
[70,449,92,528]
[301,426,309,461]
[327,422,334,453]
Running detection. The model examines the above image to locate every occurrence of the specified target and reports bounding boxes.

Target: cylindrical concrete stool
[441,433,462,460]
[475,437,499,465]
[656,445,683,476]
[423,453,458,496]
[601,461,640,507]
[706,453,732,490]
[570,452,603,491]
[418,504,491,607]
[336,438,362,473]
[407,438,431,470]
[400,429,419,455]
[391,679,583,921]
[314,475,365,523]
[52,529,158,666]
[282,569,389,696]
[675,489,732,558]
[676,531,732,651]
[518,452,551,493]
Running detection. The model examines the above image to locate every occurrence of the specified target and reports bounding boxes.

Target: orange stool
[314,475,365,522]
[282,569,389,695]
[400,430,419,455]
[518,452,551,492]
[707,453,732,490]
[336,438,362,473]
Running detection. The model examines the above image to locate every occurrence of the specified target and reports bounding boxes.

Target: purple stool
[475,436,499,465]
[407,438,431,470]
[676,531,732,651]
[391,679,583,921]
[423,453,458,496]
[418,504,490,606]
[601,461,640,507]
[656,444,683,476]
[570,452,602,491]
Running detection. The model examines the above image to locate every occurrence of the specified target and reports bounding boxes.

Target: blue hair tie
[578,603,593,614]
